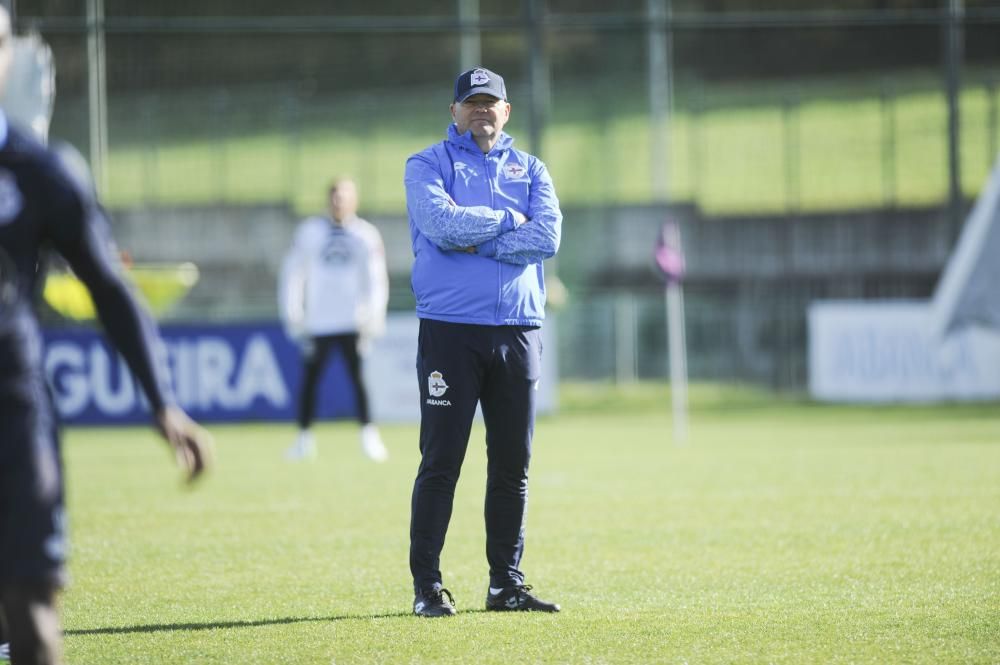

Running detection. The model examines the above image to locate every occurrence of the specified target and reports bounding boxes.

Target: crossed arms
[404,154,562,266]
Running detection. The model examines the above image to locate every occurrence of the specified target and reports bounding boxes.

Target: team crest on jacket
[502,163,527,180]
[0,170,24,225]
[428,370,449,397]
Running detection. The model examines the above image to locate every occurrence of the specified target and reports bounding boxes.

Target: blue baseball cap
[454,67,507,103]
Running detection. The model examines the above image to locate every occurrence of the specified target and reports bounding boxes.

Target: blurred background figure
[0,27,53,143]
[279,178,390,462]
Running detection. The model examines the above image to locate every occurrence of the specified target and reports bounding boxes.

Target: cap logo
[455,67,506,102]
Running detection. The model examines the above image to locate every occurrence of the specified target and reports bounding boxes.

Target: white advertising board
[808,300,1000,402]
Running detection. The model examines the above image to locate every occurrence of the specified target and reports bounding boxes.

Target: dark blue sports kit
[0,115,173,588]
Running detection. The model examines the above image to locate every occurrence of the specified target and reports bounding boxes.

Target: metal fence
[12,2,1000,215]
[11,1,1000,389]
[555,289,807,387]
[38,75,1000,219]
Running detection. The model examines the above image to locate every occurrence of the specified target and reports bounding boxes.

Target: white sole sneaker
[361,428,388,463]
[284,436,316,461]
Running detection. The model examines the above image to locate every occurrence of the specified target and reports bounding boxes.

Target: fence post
[141,93,158,205]
[212,91,229,203]
[783,96,799,213]
[988,80,997,168]
[525,0,549,160]
[689,85,702,207]
[283,92,301,207]
[615,291,638,384]
[86,0,109,196]
[458,0,482,69]
[881,81,897,208]
[359,96,379,211]
[943,0,964,240]
[648,0,672,203]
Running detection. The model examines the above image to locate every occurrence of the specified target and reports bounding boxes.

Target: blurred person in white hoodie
[279,178,390,462]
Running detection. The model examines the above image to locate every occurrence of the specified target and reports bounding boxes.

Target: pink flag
[655,221,685,283]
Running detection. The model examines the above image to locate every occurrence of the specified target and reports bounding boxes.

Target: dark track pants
[297,333,370,428]
[409,319,542,592]
[0,371,67,590]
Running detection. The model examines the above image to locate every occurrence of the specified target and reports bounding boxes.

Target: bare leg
[0,582,62,665]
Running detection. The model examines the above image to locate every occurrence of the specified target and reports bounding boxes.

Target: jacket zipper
[486,151,503,324]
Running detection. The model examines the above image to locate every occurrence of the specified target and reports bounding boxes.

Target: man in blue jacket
[404,67,562,617]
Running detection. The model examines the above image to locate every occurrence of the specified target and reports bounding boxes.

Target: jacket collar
[447,123,513,155]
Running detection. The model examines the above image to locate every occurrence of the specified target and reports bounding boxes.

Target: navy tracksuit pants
[409,318,542,593]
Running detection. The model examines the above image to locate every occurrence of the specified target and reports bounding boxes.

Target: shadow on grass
[66,609,489,635]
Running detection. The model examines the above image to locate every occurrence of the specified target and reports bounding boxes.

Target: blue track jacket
[405,124,562,326]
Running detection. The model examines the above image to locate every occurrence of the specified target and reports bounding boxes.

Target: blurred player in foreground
[0,8,212,663]
[404,67,562,617]
[279,178,390,462]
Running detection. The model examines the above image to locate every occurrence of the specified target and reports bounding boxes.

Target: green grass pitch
[60,384,999,664]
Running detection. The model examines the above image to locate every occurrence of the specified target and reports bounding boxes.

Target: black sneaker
[485,584,560,612]
[413,587,457,617]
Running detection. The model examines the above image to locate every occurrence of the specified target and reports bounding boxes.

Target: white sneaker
[285,431,316,461]
[360,424,388,463]
[0,642,9,661]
